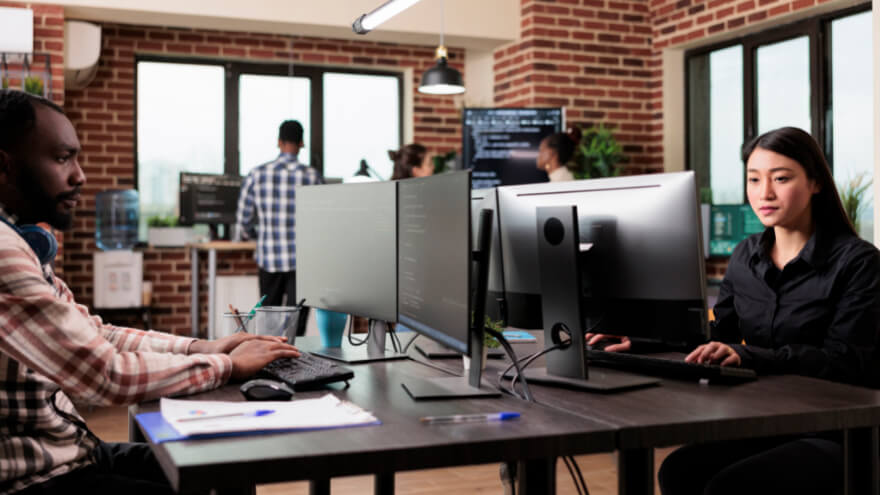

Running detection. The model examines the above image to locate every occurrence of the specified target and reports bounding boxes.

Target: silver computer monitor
[296,181,397,322]
[496,171,708,345]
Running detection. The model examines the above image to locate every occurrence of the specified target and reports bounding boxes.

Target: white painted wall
[874,0,879,247]
[29,0,519,51]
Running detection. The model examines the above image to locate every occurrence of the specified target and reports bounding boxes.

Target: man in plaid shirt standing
[236,120,322,313]
[0,89,300,494]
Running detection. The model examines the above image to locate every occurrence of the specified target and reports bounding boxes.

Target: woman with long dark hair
[389,143,433,180]
[657,127,880,494]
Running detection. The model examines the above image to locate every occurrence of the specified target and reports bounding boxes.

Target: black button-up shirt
[713,225,880,388]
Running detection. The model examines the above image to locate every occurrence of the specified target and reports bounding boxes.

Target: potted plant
[838,173,872,238]
[463,315,503,370]
[572,123,625,179]
[146,214,198,247]
[432,151,457,175]
[24,75,43,96]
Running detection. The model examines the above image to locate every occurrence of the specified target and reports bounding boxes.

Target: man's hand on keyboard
[189,333,290,355]
[585,333,631,352]
[685,341,741,367]
[228,340,301,381]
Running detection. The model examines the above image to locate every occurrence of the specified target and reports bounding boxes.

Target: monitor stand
[309,320,408,364]
[401,208,501,400]
[501,205,658,392]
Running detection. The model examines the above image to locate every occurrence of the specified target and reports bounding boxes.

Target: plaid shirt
[236,153,321,272]
[0,220,232,494]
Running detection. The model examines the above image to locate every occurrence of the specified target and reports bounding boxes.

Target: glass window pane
[709,46,744,204]
[756,36,811,134]
[688,45,744,205]
[323,73,400,181]
[137,61,224,238]
[239,75,311,174]
[831,11,873,240]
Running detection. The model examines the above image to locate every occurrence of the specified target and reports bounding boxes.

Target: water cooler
[93,190,143,308]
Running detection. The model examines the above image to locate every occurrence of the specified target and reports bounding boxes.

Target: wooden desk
[187,241,256,339]
[130,350,616,494]
[484,336,880,495]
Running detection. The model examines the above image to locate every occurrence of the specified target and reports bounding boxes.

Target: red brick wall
[60,22,464,336]
[494,0,661,173]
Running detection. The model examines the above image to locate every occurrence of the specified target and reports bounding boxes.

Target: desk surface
[188,241,256,251]
[132,349,615,493]
[488,336,880,449]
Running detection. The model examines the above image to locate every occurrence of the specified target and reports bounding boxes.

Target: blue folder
[135,412,381,443]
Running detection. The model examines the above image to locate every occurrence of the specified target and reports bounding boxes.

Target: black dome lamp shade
[419,45,464,95]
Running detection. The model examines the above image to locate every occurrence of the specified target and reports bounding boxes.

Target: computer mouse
[240,378,294,401]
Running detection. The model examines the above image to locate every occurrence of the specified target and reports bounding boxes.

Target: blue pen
[177,409,275,422]
[419,412,520,424]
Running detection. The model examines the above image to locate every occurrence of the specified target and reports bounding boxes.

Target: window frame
[134,55,405,188]
[683,2,871,201]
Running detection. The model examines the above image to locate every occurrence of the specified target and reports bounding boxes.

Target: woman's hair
[543,127,582,168]
[389,143,428,180]
[741,126,855,236]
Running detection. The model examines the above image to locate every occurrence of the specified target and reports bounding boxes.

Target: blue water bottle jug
[95,189,139,250]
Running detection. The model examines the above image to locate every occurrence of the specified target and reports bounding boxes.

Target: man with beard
[0,89,301,494]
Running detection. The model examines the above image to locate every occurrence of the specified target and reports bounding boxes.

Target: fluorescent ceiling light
[352,0,422,34]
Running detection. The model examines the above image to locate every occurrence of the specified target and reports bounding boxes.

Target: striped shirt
[0,220,232,494]
[236,153,322,272]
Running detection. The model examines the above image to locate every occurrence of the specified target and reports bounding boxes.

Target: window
[135,58,404,237]
[686,5,872,239]
[322,72,401,180]
[136,61,224,237]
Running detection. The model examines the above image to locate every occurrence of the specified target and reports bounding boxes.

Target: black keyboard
[586,349,757,384]
[259,352,354,391]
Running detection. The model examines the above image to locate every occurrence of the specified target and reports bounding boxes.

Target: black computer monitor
[471,188,506,323]
[178,172,242,238]
[397,171,499,399]
[462,107,564,189]
[496,171,708,390]
[295,181,406,363]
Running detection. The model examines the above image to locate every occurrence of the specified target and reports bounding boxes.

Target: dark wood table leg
[517,458,556,494]
[310,478,330,495]
[844,426,880,495]
[375,472,395,495]
[128,407,145,442]
[618,448,653,495]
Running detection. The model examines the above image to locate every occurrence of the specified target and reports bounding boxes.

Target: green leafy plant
[482,315,503,349]
[699,187,713,205]
[838,173,872,235]
[1,77,8,89]
[432,151,456,175]
[572,123,625,179]
[147,214,179,228]
[24,75,43,96]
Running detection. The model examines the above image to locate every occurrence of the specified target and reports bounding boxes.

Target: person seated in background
[0,89,301,495]
[592,126,880,495]
[389,143,434,180]
[536,127,581,182]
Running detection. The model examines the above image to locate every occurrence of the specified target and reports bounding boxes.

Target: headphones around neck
[0,215,58,265]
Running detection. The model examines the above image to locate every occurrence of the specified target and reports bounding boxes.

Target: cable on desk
[402,333,420,354]
[485,327,533,402]
[387,323,402,353]
[347,314,368,346]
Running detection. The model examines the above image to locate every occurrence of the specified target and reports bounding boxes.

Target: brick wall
[61,22,464,336]
[493,0,661,173]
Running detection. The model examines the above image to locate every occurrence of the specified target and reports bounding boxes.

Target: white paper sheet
[161,394,379,437]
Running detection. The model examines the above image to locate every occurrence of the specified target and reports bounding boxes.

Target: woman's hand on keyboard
[685,341,741,367]
[190,333,290,355]
[228,340,301,381]
[585,333,631,352]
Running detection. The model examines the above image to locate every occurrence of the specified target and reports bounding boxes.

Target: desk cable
[490,327,592,495]
[347,315,367,346]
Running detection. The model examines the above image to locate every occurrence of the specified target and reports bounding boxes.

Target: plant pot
[147,227,198,247]
[462,346,489,371]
